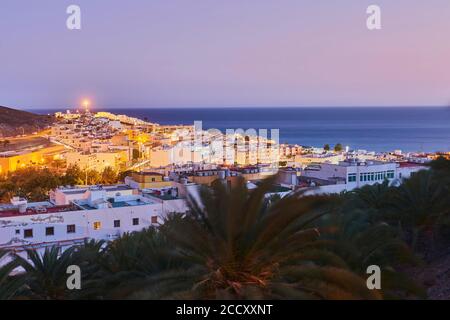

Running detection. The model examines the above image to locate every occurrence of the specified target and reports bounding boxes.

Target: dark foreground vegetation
[0,158,449,300]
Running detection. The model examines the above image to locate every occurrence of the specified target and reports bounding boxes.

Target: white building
[50,185,136,205]
[65,150,128,171]
[142,186,190,215]
[301,160,427,195]
[0,185,188,267]
[396,162,428,180]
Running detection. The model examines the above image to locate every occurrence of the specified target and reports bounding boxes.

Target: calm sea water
[33,107,450,153]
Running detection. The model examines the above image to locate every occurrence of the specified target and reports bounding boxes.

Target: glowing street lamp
[82,99,91,112]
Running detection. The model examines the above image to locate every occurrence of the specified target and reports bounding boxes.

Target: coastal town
[0,104,448,266]
[3,0,450,306]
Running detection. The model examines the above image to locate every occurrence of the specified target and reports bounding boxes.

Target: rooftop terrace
[72,195,154,210]
[0,203,80,218]
[58,185,134,195]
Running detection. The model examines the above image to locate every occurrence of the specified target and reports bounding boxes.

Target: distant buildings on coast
[0,108,448,267]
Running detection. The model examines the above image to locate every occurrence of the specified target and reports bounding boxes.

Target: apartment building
[0,145,66,174]
[65,150,129,171]
[0,190,163,266]
[50,184,136,205]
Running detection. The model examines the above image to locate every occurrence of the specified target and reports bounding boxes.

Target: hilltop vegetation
[0,106,54,138]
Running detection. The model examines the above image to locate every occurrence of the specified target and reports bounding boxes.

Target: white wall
[396,166,426,180]
[303,163,347,180]
[0,203,164,255]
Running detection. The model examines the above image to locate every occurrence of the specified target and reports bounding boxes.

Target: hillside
[0,106,55,137]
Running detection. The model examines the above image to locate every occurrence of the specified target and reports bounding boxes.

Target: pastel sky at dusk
[1,0,450,109]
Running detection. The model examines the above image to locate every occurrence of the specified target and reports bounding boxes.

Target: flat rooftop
[58,185,134,195]
[299,153,341,158]
[145,193,178,201]
[143,187,181,200]
[0,193,151,218]
[0,203,80,218]
[135,171,164,176]
[397,162,427,168]
[337,160,391,167]
[72,195,154,210]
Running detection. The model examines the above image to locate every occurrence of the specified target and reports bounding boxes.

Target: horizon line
[16,105,450,111]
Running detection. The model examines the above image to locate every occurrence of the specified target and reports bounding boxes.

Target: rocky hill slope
[0,106,54,137]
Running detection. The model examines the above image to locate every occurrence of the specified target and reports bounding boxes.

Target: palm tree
[429,156,450,173]
[428,157,450,206]
[136,176,381,299]
[101,167,118,184]
[74,239,106,263]
[317,208,425,299]
[0,250,24,299]
[334,143,343,152]
[67,239,108,299]
[391,170,449,252]
[352,180,393,212]
[14,246,80,299]
[88,228,187,299]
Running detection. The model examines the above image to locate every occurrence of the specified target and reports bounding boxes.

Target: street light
[82,99,90,112]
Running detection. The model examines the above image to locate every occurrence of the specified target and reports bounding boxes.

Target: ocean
[33,107,450,153]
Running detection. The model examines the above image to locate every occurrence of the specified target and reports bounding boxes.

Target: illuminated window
[93,221,101,230]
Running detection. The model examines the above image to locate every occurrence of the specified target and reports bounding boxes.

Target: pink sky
[0,0,450,108]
